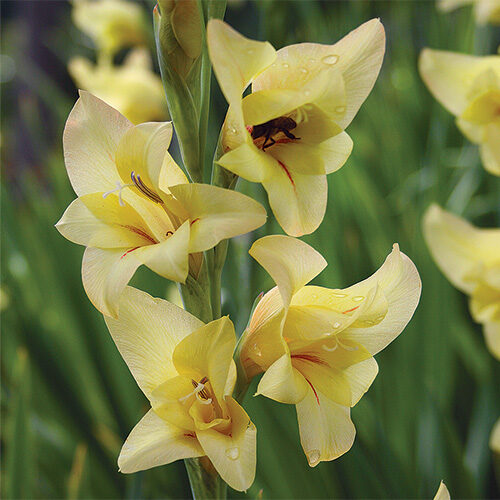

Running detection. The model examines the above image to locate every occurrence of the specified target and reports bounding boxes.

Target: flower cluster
[57,14,422,494]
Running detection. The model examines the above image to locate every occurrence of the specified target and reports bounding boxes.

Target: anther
[130,171,163,204]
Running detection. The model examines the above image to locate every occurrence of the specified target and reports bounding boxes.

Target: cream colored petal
[456,118,483,144]
[433,481,451,500]
[63,91,132,196]
[173,317,236,402]
[296,387,355,466]
[249,235,327,309]
[263,169,328,236]
[318,132,354,174]
[419,49,500,116]
[256,353,309,404]
[423,204,500,293]
[118,409,203,473]
[169,184,267,253]
[480,123,500,176]
[196,397,256,492]
[56,194,157,249]
[158,152,189,193]
[104,286,203,399]
[343,357,379,406]
[269,142,326,176]
[207,19,276,110]
[341,244,421,355]
[490,418,500,454]
[217,142,276,183]
[483,321,500,361]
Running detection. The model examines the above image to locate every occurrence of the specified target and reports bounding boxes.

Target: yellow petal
[115,121,173,200]
[490,418,500,454]
[158,151,189,194]
[196,397,257,492]
[295,387,355,466]
[172,317,236,401]
[118,409,203,473]
[207,19,276,111]
[104,286,203,399]
[256,353,309,404]
[342,357,379,406]
[249,235,327,309]
[169,184,267,253]
[263,169,328,236]
[269,142,327,176]
[340,244,421,355]
[63,91,131,196]
[56,194,158,248]
[483,321,500,360]
[423,204,500,293]
[433,481,451,500]
[480,123,500,175]
[318,132,354,174]
[461,89,500,125]
[419,49,500,116]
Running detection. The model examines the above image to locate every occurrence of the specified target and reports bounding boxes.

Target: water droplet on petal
[376,315,385,322]
[309,58,316,64]
[353,296,364,302]
[332,292,346,298]
[230,127,237,134]
[226,447,239,460]
[304,89,311,97]
[282,62,289,69]
[300,67,308,74]
[247,48,254,54]
[322,54,339,65]
[307,449,321,466]
[333,322,341,329]
[335,105,346,114]
[364,319,374,325]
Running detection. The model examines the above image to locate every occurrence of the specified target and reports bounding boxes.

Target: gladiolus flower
[433,481,451,500]
[72,0,146,58]
[438,0,500,25]
[490,418,500,453]
[68,48,168,125]
[56,92,266,317]
[239,235,421,465]
[423,204,500,360]
[207,19,385,236]
[104,287,257,491]
[419,48,500,175]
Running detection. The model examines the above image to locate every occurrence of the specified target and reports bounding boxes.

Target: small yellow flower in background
[423,204,500,360]
[104,286,256,491]
[438,0,500,25]
[419,48,500,175]
[56,92,266,317]
[207,19,385,236]
[69,48,168,125]
[72,0,146,59]
[433,481,451,500]
[490,418,500,453]
[239,235,421,465]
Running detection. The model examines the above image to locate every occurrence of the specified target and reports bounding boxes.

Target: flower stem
[184,457,227,500]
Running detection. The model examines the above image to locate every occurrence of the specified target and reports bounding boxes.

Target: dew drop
[333,322,341,329]
[364,319,374,326]
[304,89,311,97]
[353,296,364,302]
[335,105,346,114]
[225,447,239,460]
[332,292,346,298]
[376,315,385,322]
[247,48,254,55]
[309,58,316,64]
[307,449,321,466]
[300,67,308,74]
[322,54,339,65]
[282,62,289,69]
[229,127,237,134]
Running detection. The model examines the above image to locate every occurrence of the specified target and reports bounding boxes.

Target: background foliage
[1,1,499,498]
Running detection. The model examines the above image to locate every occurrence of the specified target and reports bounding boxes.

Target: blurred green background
[1,0,500,498]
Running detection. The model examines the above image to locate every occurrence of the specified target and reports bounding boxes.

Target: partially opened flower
[56,92,266,317]
[433,481,451,500]
[438,0,500,25]
[490,418,500,453]
[207,19,385,236]
[69,48,168,124]
[104,286,256,491]
[72,0,146,58]
[419,48,500,175]
[423,204,500,360]
[239,235,421,465]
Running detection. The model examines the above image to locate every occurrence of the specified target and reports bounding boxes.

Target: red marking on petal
[291,353,328,367]
[184,433,196,438]
[342,306,360,314]
[120,246,139,259]
[246,125,254,134]
[190,218,200,226]
[278,160,295,189]
[275,138,295,145]
[305,378,320,405]
[122,225,156,244]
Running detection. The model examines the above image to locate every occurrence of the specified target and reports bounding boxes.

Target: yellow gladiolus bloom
[207,19,385,236]
[438,0,500,25]
[104,287,257,491]
[68,48,168,125]
[433,481,451,500]
[239,236,421,465]
[72,0,146,58]
[56,91,266,317]
[423,204,500,360]
[490,418,500,453]
[419,48,500,175]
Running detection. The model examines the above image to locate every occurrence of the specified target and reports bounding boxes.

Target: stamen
[102,181,133,206]
[322,343,338,352]
[196,394,213,405]
[178,382,206,403]
[130,171,163,204]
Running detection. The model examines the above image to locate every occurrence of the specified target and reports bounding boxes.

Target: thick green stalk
[184,457,227,500]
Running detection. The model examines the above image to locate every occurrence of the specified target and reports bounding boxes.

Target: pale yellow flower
[69,48,168,125]
[490,418,500,453]
[433,481,451,500]
[239,236,421,465]
[438,0,500,25]
[72,0,146,57]
[105,287,256,491]
[56,92,266,317]
[419,48,500,175]
[423,204,500,360]
[207,19,385,236]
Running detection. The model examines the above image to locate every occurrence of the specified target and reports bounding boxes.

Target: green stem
[184,457,227,500]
